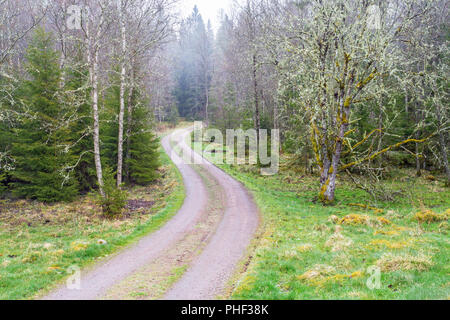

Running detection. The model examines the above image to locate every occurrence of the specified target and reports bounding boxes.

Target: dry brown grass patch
[376,253,433,272]
[325,232,353,252]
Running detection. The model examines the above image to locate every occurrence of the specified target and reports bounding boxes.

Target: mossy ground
[234,169,449,299]
[194,138,450,300]
[0,142,185,300]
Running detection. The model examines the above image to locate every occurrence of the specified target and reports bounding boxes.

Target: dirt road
[42,127,259,300]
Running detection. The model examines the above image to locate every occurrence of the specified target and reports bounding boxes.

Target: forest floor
[0,129,185,300]
[195,140,450,300]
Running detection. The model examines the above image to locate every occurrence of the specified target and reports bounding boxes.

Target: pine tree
[101,69,120,172]
[126,91,160,185]
[9,28,78,202]
[175,6,213,120]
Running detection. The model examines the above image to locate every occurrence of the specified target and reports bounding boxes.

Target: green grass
[191,136,450,300]
[0,145,185,300]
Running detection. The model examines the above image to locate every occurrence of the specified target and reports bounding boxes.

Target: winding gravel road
[42,127,259,300]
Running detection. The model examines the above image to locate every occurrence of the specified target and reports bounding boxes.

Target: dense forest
[0,0,172,211]
[174,0,449,204]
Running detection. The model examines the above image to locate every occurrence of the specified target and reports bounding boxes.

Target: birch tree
[117,0,128,187]
[81,0,114,196]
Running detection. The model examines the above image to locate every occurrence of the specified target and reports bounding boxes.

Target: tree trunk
[415,140,422,177]
[125,65,135,184]
[86,18,104,196]
[59,35,66,88]
[204,78,209,125]
[253,54,260,145]
[320,137,344,204]
[319,155,332,191]
[319,94,351,204]
[439,131,450,186]
[414,100,423,177]
[92,49,104,196]
[117,0,127,188]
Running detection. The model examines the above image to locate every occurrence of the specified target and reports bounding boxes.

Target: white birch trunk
[86,18,104,196]
[117,0,127,188]
[125,63,134,183]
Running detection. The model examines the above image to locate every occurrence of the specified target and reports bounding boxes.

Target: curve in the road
[42,127,259,300]
[164,128,260,300]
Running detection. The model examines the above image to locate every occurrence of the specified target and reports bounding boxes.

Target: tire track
[42,127,259,300]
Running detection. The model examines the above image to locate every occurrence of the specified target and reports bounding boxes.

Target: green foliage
[2,33,161,203]
[385,151,415,167]
[208,159,450,300]
[0,54,22,198]
[102,69,160,186]
[0,173,6,195]
[97,167,128,216]
[9,28,78,202]
[127,104,160,185]
[101,70,120,171]
[64,49,96,193]
[174,6,213,119]
[0,148,185,299]
[126,89,160,185]
[166,104,180,126]
[0,126,14,196]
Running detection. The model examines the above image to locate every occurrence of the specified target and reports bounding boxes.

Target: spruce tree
[102,70,160,186]
[126,92,160,185]
[101,70,120,172]
[9,28,78,202]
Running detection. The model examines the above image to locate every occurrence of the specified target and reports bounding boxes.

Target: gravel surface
[164,128,260,300]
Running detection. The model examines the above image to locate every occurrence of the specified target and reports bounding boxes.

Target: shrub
[0,173,6,196]
[385,151,415,167]
[97,168,128,216]
[339,214,369,225]
[166,104,180,127]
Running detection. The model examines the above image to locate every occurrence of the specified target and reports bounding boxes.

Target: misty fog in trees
[174,5,213,121]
